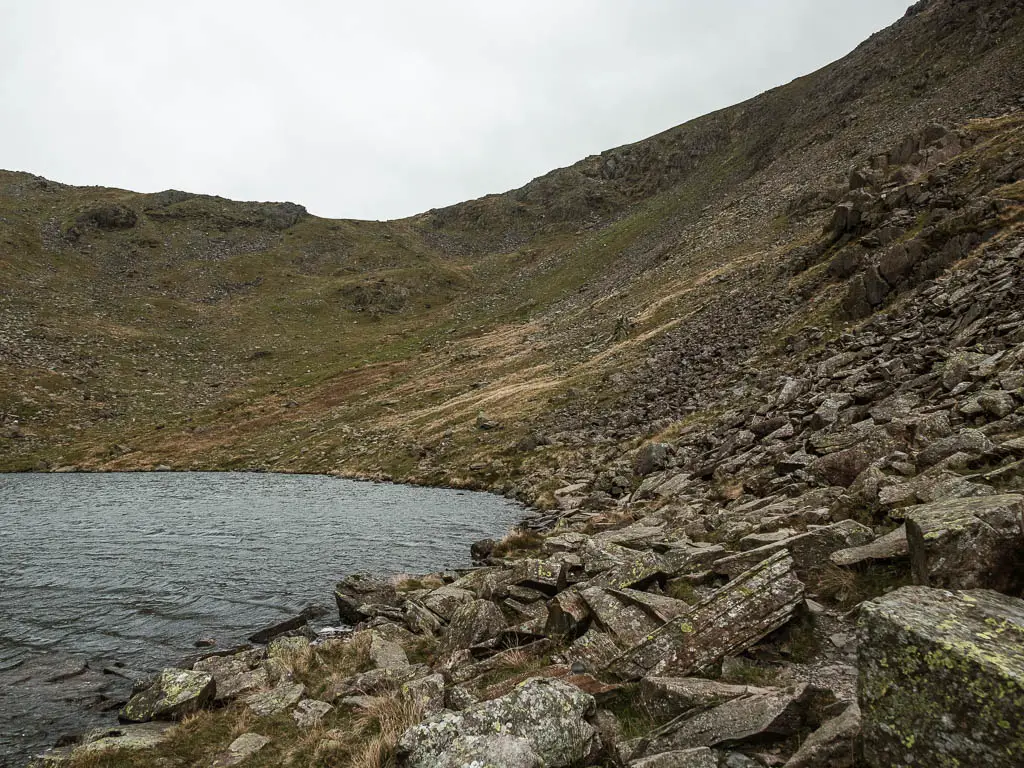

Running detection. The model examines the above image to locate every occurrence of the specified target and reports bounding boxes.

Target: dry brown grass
[491,528,544,558]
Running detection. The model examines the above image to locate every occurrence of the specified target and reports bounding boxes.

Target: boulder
[243,681,304,716]
[904,494,1024,592]
[859,587,1024,767]
[400,673,446,715]
[369,631,411,670]
[635,443,671,477]
[422,586,475,621]
[334,574,399,624]
[830,526,908,567]
[292,699,333,728]
[629,684,824,759]
[809,448,873,487]
[608,551,804,679]
[782,702,860,768]
[580,586,662,648]
[76,723,173,753]
[193,649,268,702]
[442,599,506,653]
[712,521,874,578]
[544,588,591,641]
[396,677,597,768]
[119,668,215,723]
[212,733,271,767]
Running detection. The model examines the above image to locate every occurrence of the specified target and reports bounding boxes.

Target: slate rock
[396,677,597,768]
[442,599,506,653]
[212,733,271,767]
[119,668,215,723]
[904,493,1024,592]
[859,587,1024,767]
[712,521,874,578]
[608,550,804,680]
[782,701,860,768]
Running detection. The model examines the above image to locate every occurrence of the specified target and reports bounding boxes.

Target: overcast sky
[1,1,909,220]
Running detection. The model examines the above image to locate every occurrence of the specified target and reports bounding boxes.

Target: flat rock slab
[859,586,1024,767]
[713,521,874,577]
[292,698,333,728]
[212,732,271,767]
[119,668,215,723]
[830,526,908,567]
[78,723,174,753]
[607,550,804,680]
[396,677,597,768]
[628,684,820,759]
[904,493,1024,592]
[640,677,772,719]
[581,586,662,649]
[244,681,304,716]
[369,631,410,670]
[630,747,717,768]
[783,701,859,768]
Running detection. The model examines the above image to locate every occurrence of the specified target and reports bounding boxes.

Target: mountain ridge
[0,0,1022,510]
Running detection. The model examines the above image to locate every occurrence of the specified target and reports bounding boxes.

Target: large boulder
[396,677,598,768]
[119,668,215,723]
[607,551,804,680]
[904,494,1024,593]
[441,599,506,653]
[334,574,399,624]
[859,587,1024,767]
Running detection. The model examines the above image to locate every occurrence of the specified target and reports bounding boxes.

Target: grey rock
[212,733,271,767]
[630,747,718,767]
[292,699,333,728]
[119,668,215,723]
[635,442,672,477]
[244,681,304,716]
[442,599,506,653]
[783,702,860,767]
[904,494,1024,592]
[859,587,1024,767]
[396,677,597,768]
[608,551,804,680]
[712,521,874,578]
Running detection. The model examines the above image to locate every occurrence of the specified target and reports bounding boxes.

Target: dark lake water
[0,472,524,765]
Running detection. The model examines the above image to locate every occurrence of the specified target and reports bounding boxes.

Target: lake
[0,472,524,765]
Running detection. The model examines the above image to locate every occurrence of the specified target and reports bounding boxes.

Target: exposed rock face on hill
[9,0,1024,765]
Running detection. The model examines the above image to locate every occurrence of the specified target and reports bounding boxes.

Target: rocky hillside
[13,0,1024,766]
[0,0,1021,507]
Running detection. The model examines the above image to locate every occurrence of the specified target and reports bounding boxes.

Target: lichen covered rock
[858,586,1024,767]
[119,668,215,723]
[396,677,597,768]
[904,494,1024,593]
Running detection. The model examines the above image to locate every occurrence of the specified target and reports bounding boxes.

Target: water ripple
[0,472,522,764]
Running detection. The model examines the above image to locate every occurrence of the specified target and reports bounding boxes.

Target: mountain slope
[1,0,1022,510]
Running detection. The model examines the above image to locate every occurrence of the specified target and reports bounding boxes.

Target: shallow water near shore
[0,472,524,765]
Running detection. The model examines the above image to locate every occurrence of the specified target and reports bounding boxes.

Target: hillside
[10,0,1024,766]
[1,0,1023,513]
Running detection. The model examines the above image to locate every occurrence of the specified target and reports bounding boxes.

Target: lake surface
[0,472,524,765]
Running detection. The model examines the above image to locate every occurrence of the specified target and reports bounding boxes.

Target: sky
[0,1,910,220]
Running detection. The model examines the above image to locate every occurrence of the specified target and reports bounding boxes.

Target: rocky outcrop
[859,587,1024,767]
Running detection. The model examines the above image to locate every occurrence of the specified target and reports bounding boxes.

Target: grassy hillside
[2,0,1023,507]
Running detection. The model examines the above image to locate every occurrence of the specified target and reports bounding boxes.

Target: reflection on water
[0,472,522,764]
